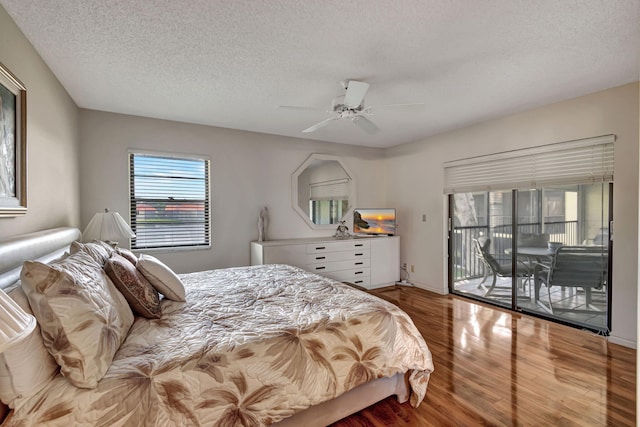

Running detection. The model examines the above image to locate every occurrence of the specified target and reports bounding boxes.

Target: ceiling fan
[280,80,424,134]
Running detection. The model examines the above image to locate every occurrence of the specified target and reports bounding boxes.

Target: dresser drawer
[306,249,370,264]
[325,268,371,284]
[341,276,371,288]
[306,258,371,274]
[306,240,370,254]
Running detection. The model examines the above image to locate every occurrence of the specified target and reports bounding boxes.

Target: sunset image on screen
[354,208,396,235]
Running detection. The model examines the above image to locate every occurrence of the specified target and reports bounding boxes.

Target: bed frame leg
[394,372,410,403]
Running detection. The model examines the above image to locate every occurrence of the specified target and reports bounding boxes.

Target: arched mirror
[292,154,356,230]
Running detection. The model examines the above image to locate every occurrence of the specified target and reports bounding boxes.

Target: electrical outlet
[411,265,415,273]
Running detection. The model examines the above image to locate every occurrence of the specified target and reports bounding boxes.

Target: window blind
[309,178,349,200]
[129,152,210,249]
[443,134,614,194]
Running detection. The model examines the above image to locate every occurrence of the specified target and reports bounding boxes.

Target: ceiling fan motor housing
[331,95,364,113]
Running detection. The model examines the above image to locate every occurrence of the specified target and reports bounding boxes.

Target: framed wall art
[0,61,26,216]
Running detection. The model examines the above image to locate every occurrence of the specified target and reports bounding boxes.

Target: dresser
[250,236,400,289]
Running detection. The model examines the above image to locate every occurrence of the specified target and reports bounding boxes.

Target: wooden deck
[332,286,635,426]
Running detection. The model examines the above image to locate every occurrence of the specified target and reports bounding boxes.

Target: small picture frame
[0,62,26,216]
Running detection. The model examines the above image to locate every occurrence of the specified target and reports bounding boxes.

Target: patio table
[505,246,557,303]
[505,246,556,258]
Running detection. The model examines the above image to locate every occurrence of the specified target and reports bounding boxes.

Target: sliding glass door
[450,190,513,309]
[445,135,614,333]
[515,184,611,332]
[449,183,611,333]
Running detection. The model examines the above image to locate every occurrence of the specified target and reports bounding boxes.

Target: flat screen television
[353,208,396,236]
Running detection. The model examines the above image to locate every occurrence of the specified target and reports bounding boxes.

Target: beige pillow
[0,284,59,408]
[136,254,186,301]
[69,241,113,266]
[104,254,161,319]
[20,250,134,389]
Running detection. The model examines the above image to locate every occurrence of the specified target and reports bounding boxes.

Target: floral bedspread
[4,264,433,426]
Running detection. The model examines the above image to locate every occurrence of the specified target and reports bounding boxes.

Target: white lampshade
[83,208,135,243]
[0,289,36,353]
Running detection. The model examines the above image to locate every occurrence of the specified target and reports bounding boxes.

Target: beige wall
[385,82,639,347]
[0,7,80,237]
[78,110,386,273]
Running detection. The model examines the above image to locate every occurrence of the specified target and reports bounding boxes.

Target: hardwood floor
[331,286,636,427]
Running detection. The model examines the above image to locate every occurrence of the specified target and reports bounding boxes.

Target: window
[310,199,348,225]
[129,152,210,250]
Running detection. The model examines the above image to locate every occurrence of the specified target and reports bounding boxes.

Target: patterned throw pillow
[116,247,138,266]
[136,254,186,302]
[104,254,161,319]
[20,250,134,389]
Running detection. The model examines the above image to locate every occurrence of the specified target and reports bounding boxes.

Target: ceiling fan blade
[279,105,325,112]
[352,116,379,134]
[302,117,338,133]
[367,103,425,111]
[343,81,369,109]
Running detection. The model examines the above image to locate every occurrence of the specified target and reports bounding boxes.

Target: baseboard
[408,280,447,295]
[607,334,637,349]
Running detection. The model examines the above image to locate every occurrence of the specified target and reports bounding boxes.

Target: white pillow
[136,254,186,301]
[0,284,59,408]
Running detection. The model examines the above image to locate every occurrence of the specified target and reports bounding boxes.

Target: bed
[0,227,433,426]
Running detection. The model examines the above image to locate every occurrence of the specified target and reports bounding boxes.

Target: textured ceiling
[1,0,638,148]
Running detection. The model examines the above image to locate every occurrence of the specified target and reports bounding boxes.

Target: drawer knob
[316,246,326,250]
[316,256,326,260]
[355,262,363,265]
[355,253,363,256]
[315,266,326,270]
[355,271,363,275]
[355,244,364,247]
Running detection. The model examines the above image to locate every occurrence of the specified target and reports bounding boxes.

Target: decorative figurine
[258,206,269,242]
[333,220,350,239]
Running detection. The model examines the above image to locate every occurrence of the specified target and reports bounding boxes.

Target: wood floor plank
[330,286,636,426]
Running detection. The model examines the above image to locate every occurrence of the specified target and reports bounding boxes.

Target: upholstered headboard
[0,227,81,289]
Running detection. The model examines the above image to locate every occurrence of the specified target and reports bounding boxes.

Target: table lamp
[0,289,36,353]
[83,208,135,246]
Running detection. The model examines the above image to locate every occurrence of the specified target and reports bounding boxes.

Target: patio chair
[474,237,491,288]
[533,246,607,313]
[474,237,533,297]
[518,232,549,248]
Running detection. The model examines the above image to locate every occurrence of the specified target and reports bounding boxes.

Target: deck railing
[452,220,578,281]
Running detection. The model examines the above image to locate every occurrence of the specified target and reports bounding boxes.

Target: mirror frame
[291,154,356,230]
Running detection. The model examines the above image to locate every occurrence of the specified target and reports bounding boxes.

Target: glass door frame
[447,183,612,334]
